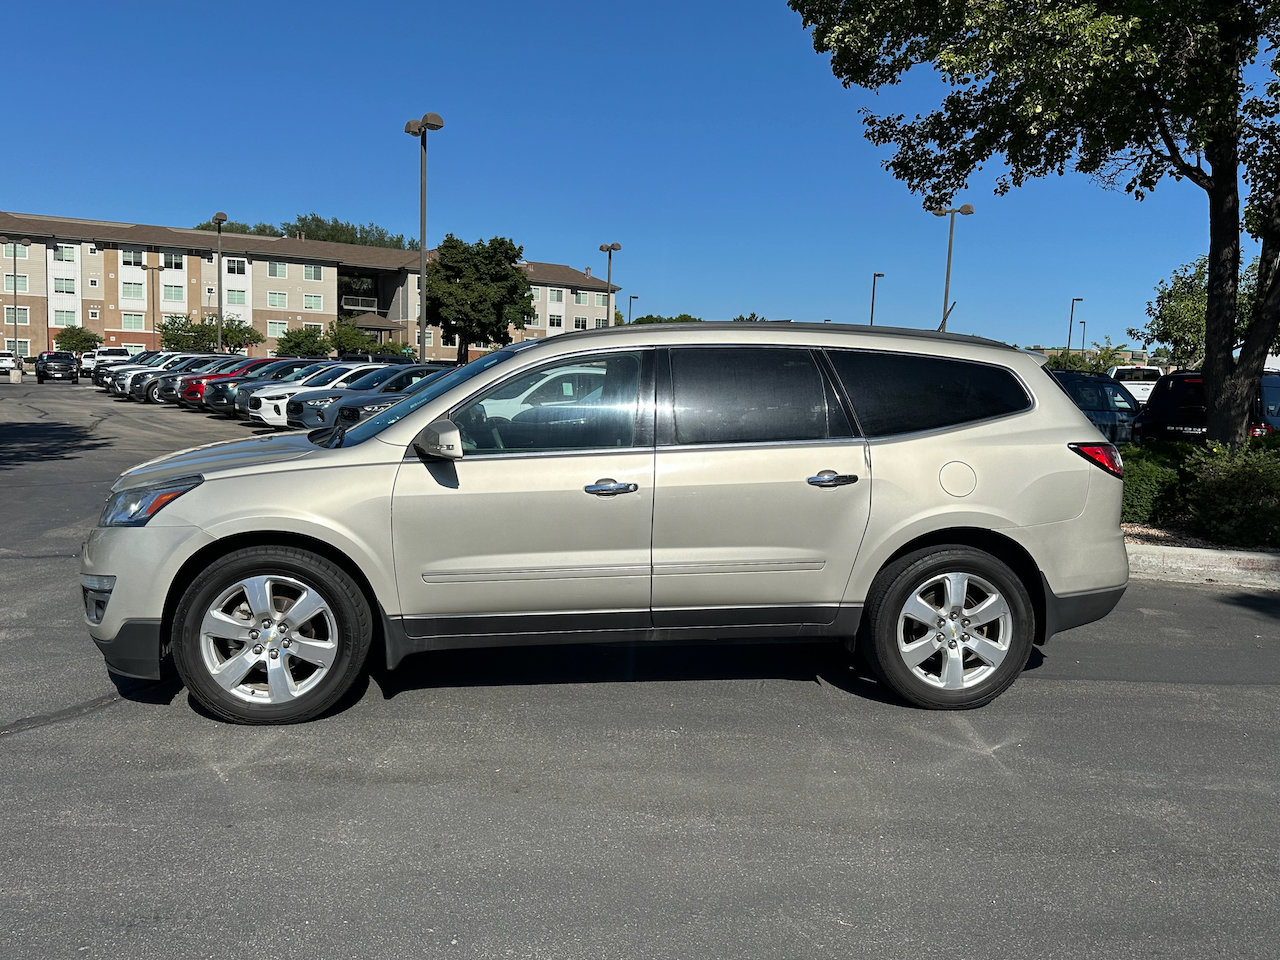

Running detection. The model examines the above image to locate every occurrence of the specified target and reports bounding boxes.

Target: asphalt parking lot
[2,380,1278,960]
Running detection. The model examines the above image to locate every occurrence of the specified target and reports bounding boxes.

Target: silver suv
[82,324,1128,723]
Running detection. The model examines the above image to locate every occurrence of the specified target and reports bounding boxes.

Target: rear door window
[827,350,1031,437]
[665,347,852,445]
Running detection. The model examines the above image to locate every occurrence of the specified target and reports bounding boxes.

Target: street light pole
[932,204,974,331]
[1066,297,1083,355]
[628,295,638,324]
[211,212,227,351]
[405,112,444,361]
[1079,320,1087,358]
[870,272,885,325]
[1,236,31,364]
[599,242,620,327]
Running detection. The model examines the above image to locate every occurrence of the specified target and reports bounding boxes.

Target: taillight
[1069,442,1124,478]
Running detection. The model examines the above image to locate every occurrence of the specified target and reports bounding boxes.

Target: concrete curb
[1127,543,1280,590]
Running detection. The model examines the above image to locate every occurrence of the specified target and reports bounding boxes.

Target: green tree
[220,318,265,352]
[278,213,417,250]
[327,319,381,356]
[732,312,768,322]
[274,326,330,357]
[1129,255,1273,367]
[192,219,283,236]
[53,327,102,353]
[633,314,703,324]
[789,1,1280,442]
[158,314,218,351]
[423,235,533,365]
[1045,350,1092,372]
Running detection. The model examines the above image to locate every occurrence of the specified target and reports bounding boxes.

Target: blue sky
[3,0,1225,350]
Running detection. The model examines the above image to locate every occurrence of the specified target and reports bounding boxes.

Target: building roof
[350,312,406,331]
[0,210,619,291]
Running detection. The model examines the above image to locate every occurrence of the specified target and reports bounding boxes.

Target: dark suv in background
[1133,371,1273,440]
[35,351,80,384]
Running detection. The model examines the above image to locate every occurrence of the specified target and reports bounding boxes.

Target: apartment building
[0,210,618,359]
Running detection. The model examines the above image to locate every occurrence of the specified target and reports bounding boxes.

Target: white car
[1105,365,1163,405]
[0,350,21,372]
[250,363,387,427]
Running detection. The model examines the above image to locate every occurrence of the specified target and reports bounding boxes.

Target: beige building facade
[1,210,617,359]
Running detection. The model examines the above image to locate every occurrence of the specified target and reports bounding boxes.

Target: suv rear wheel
[172,546,372,724]
[864,546,1034,709]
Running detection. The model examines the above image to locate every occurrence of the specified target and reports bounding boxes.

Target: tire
[147,381,162,404]
[171,546,373,724]
[863,546,1034,709]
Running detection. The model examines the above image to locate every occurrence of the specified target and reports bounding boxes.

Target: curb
[1127,543,1280,590]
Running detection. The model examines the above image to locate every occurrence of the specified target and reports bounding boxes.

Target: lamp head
[874,272,885,278]
[600,242,621,253]
[212,212,228,226]
[958,204,975,215]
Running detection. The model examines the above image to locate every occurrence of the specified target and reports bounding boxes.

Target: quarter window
[668,348,852,445]
[826,350,1031,437]
[453,352,644,454]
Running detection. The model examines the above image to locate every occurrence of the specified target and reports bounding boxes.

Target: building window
[88,246,99,255]
[4,274,29,293]
[574,291,589,305]
[267,291,287,308]
[4,306,30,325]
[226,289,246,305]
[54,310,78,326]
[303,294,323,310]
[121,342,145,352]
[2,243,29,259]
[574,316,588,330]
[4,339,31,357]
[526,312,540,327]
[89,278,99,288]
[548,288,564,303]
[267,320,288,338]
[268,262,287,278]
[595,318,608,329]
[549,314,563,328]
[422,330,434,346]
[121,313,145,330]
[121,250,143,267]
[53,277,77,294]
[595,293,608,307]
[163,284,184,302]
[304,264,323,281]
[164,253,184,269]
[529,286,541,302]
[204,254,214,263]
[54,243,77,262]
[88,309,100,320]
[226,259,246,275]
[121,281,142,299]
[303,322,324,331]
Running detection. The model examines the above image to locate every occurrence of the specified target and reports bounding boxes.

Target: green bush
[1182,442,1280,547]
[1120,442,1191,525]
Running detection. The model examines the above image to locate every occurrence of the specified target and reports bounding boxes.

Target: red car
[178,357,276,408]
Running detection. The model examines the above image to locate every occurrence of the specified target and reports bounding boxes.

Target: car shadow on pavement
[370,640,908,706]
[1222,591,1280,621]
[0,421,109,469]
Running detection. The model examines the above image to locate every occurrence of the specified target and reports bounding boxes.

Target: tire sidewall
[869,547,1034,709]
[172,547,372,724]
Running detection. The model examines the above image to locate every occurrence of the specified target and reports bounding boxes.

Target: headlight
[305,396,341,407]
[100,476,203,527]
[364,401,395,414]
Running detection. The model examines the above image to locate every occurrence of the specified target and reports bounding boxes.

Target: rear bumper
[1040,578,1126,641]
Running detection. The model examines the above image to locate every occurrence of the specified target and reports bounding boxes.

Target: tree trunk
[1202,135,1252,443]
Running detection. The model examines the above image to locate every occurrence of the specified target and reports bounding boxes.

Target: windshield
[1113,367,1162,382]
[278,362,332,383]
[346,366,404,390]
[241,359,294,380]
[334,351,517,447]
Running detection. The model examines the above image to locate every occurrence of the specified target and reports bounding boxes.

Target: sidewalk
[1127,542,1280,590]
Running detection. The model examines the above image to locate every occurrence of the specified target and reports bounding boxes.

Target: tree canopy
[274,326,330,358]
[53,327,102,354]
[192,213,418,250]
[422,235,533,364]
[632,314,703,324]
[326,319,381,356]
[789,0,1280,441]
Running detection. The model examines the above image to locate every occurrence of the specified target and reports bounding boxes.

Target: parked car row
[81,347,455,433]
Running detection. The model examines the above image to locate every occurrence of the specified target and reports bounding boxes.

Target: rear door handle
[585,478,639,497]
[807,470,859,488]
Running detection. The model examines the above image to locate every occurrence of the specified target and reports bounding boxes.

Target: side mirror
[413,418,464,461]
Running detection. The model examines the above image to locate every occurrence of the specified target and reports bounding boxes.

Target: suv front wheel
[172,546,373,724]
[864,546,1034,709]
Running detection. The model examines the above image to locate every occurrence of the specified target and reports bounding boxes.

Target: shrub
[1182,443,1280,547]
[1120,442,1191,525]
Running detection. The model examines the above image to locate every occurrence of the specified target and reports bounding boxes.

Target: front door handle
[807,470,858,488]
[585,478,639,497]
